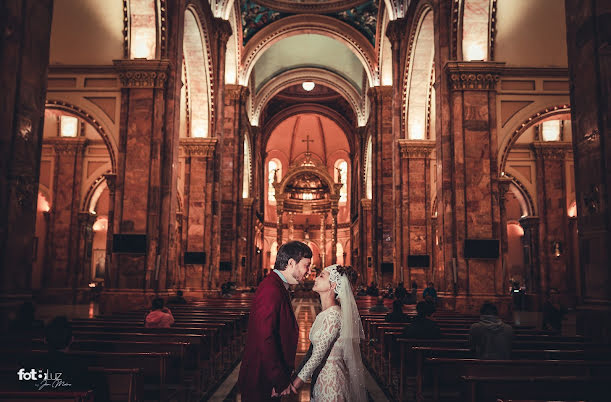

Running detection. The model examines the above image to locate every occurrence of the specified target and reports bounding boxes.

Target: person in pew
[366,282,379,296]
[144,298,175,328]
[9,301,44,331]
[239,241,312,401]
[395,282,408,303]
[422,282,438,305]
[385,299,411,323]
[19,316,108,399]
[369,296,389,313]
[469,302,513,359]
[542,287,567,334]
[290,265,367,402]
[405,281,419,304]
[166,290,187,305]
[400,301,441,339]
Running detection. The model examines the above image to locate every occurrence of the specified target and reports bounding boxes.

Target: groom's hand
[280,385,292,396]
[271,387,278,397]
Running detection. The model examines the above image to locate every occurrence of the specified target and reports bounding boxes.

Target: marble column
[277,203,284,247]
[360,199,373,283]
[180,138,217,290]
[102,173,116,289]
[439,61,505,308]
[76,212,96,299]
[219,85,249,282]
[241,197,255,287]
[288,213,295,241]
[320,213,327,268]
[565,0,611,342]
[532,142,572,296]
[47,138,88,288]
[397,140,435,285]
[498,176,513,296]
[0,0,53,313]
[367,86,394,278]
[519,216,540,294]
[331,209,338,265]
[112,59,175,290]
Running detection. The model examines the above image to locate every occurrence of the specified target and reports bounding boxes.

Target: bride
[290,264,367,402]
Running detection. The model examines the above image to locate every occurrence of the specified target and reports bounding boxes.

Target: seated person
[542,288,567,333]
[405,281,419,304]
[469,302,513,359]
[395,282,408,302]
[383,283,394,299]
[366,282,379,296]
[356,285,367,297]
[385,299,411,323]
[145,298,174,328]
[167,290,187,305]
[10,301,43,331]
[19,316,108,398]
[422,282,438,304]
[401,301,441,339]
[369,296,389,313]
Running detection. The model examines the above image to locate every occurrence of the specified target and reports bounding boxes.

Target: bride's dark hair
[335,265,358,286]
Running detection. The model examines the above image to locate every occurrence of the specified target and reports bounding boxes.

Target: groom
[238,241,312,401]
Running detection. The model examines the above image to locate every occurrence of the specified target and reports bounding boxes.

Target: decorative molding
[103,173,117,193]
[255,0,368,14]
[531,142,572,160]
[159,0,168,57]
[46,137,88,155]
[397,140,435,159]
[179,138,217,158]
[48,65,119,74]
[113,59,170,88]
[451,0,459,59]
[445,61,505,91]
[501,66,568,78]
[361,198,372,209]
[489,0,497,60]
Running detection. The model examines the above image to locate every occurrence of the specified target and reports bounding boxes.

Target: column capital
[113,59,171,88]
[386,18,407,46]
[445,61,505,91]
[224,84,250,102]
[498,175,513,196]
[46,137,88,155]
[243,197,254,208]
[361,199,372,210]
[214,17,233,44]
[519,215,540,229]
[367,85,393,101]
[78,211,96,227]
[179,138,217,158]
[103,173,117,193]
[397,139,435,159]
[531,141,572,160]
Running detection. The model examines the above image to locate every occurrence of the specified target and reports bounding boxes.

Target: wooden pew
[426,358,611,402]
[461,375,611,402]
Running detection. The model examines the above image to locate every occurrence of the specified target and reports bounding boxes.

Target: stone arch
[253,68,366,127]
[82,173,111,213]
[183,5,214,138]
[241,15,377,88]
[277,164,338,197]
[460,0,492,61]
[499,104,571,171]
[45,100,117,173]
[262,105,356,157]
[503,172,536,217]
[403,4,434,139]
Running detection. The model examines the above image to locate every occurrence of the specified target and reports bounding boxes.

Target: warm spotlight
[302,82,315,91]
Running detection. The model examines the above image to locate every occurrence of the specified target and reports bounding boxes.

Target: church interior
[1,0,610,400]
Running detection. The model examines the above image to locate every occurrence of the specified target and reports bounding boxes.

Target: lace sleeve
[297,309,341,382]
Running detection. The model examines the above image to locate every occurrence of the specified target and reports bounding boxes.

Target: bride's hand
[291,376,304,392]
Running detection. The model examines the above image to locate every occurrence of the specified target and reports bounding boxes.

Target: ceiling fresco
[241,0,379,45]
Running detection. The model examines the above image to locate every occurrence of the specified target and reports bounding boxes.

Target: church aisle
[213,298,387,401]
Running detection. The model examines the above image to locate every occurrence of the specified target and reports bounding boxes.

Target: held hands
[271,386,292,397]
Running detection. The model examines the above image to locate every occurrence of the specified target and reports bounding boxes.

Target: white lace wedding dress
[297,305,350,402]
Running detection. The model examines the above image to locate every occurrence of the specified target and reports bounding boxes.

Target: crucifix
[302,134,314,161]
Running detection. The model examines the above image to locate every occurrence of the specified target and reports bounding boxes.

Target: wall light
[302,82,315,91]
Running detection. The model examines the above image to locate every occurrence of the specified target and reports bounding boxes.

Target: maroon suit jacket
[238,271,298,401]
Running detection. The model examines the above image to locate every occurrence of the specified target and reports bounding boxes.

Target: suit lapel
[271,271,298,330]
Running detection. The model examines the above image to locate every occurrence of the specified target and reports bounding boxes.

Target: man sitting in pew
[145,298,175,328]
[401,301,441,339]
[469,302,513,359]
[20,316,108,399]
[385,299,411,323]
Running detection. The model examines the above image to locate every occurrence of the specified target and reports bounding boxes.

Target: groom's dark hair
[274,241,312,271]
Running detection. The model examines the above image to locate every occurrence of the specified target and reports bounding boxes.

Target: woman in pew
[145,298,174,328]
[291,265,367,402]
